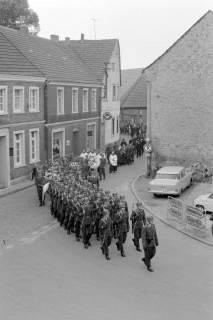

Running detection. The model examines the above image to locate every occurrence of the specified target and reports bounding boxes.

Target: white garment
[80,152,87,159]
[109,154,117,166]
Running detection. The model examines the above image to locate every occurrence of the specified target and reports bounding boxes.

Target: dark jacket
[142,223,159,248]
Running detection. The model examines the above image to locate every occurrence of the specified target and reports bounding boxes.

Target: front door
[52,131,64,160]
[86,124,96,151]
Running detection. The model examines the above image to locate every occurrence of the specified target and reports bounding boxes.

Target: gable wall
[145,13,213,165]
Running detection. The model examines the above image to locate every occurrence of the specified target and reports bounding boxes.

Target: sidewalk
[132,174,213,247]
[0,179,34,199]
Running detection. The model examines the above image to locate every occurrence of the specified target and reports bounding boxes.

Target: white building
[60,35,121,147]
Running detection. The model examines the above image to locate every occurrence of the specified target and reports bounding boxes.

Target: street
[1,157,213,320]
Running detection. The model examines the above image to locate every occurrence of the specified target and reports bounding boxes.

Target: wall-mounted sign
[66,139,70,146]
[103,112,112,120]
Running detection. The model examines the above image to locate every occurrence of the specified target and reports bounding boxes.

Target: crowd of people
[120,120,146,138]
[34,152,159,271]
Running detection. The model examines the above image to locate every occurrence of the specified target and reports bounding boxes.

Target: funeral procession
[0,1,213,320]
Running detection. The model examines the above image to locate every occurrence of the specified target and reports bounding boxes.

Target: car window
[208,193,213,199]
[155,173,180,180]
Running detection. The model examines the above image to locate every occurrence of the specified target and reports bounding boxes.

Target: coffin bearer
[142,215,159,272]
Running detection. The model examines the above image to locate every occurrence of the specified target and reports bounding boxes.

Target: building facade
[60,36,121,148]
[143,10,213,165]
[45,82,102,160]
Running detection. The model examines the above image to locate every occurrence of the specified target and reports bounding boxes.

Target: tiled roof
[0,29,43,77]
[118,68,142,99]
[60,39,118,82]
[0,26,100,84]
[121,75,147,110]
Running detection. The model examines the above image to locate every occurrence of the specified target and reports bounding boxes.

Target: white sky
[29,0,213,69]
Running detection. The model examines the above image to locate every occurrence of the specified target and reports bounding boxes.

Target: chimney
[50,34,59,41]
[80,33,85,41]
[65,37,70,42]
[20,25,28,33]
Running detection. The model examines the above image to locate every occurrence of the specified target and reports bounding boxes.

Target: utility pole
[91,18,97,40]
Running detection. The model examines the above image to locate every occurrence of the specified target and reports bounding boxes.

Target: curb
[130,174,213,248]
[0,183,34,199]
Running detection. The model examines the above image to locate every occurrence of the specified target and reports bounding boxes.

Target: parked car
[193,193,213,213]
[148,166,193,196]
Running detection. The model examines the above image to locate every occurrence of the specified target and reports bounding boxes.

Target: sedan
[148,166,192,196]
[193,193,213,213]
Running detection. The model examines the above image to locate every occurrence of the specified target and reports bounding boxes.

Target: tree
[0,0,40,35]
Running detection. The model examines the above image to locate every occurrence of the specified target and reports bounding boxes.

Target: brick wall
[145,12,213,165]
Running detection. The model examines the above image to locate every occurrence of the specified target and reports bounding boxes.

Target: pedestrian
[141,215,159,272]
[109,150,118,173]
[31,164,38,181]
[35,172,44,206]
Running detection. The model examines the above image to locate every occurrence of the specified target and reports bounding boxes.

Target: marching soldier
[99,209,113,260]
[130,202,146,252]
[115,200,130,257]
[142,215,159,272]
[81,198,94,248]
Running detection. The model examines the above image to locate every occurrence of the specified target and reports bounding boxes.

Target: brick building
[0,26,46,187]
[143,10,213,165]
[60,35,121,147]
[0,26,102,174]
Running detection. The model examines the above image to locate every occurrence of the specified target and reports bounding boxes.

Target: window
[91,89,97,111]
[116,116,119,134]
[72,88,78,113]
[112,86,117,101]
[112,117,115,135]
[0,86,8,114]
[29,87,39,112]
[29,129,40,163]
[13,131,25,167]
[57,87,64,114]
[83,89,88,112]
[13,87,24,113]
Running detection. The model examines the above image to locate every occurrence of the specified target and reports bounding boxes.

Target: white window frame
[29,128,40,164]
[82,88,88,112]
[29,87,39,112]
[91,88,97,111]
[13,130,25,168]
[52,127,65,161]
[13,86,24,113]
[57,87,64,115]
[72,88,78,113]
[0,86,8,114]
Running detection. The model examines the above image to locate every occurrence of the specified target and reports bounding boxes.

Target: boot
[136,247,142,252]
[121,251,126,257]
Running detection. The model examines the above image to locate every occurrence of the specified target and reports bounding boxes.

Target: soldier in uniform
[74,198,84,241]
[35,172,44,206]
[99,209,113,260]
[130,202,146,252]
[81,198,94,248]
[115,200,130,257]
[142,215,159,272]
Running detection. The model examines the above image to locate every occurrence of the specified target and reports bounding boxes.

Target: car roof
[157,166,184,174]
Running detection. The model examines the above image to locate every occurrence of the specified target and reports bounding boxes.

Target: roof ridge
[0,29,45,77]
[143,10,213,73]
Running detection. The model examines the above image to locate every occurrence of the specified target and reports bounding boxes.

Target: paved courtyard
[0,157,213,320]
